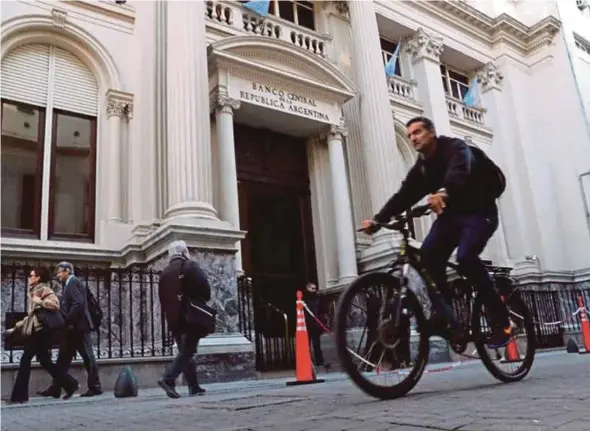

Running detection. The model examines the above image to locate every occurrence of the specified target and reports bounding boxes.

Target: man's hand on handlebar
[359,219,380,235]
[427,190,448,215]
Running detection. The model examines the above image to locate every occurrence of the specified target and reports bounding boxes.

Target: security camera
[115,0,126,4]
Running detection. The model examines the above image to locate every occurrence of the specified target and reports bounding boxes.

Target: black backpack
[85,285,103,331]
[468,145,506,199]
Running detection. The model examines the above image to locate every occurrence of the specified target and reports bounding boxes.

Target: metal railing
[1,262,174,364]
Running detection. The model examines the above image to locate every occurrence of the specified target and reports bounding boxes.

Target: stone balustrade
[446,96,486,126]
[205,0,330,58]
[387,75,419,103]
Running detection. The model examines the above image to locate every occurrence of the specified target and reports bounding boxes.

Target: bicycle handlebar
[357,204,431,233]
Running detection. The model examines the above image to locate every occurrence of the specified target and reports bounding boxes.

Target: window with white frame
[380,37,402,77]
[1,44,98,242]
[240,0,315,30]
[440,65,470,100]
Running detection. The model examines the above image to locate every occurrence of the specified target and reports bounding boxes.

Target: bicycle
[334,204,536,400]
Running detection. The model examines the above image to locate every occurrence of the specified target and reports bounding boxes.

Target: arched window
[1,44,98,242]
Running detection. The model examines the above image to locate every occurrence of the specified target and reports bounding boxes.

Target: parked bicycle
[335,204,536,400]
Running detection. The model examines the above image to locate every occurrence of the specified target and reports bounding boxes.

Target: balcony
[205,0,330,58]
[387,76,421,111]
[446,96,487,127]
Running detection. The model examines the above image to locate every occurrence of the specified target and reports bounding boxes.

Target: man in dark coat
[38,261,102,398]
[303,282,326,368]
[157,240,211,398]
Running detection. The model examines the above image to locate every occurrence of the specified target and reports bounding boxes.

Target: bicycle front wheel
[334,272,429,400]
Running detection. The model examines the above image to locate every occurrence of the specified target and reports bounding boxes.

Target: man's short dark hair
[406,116,435,132]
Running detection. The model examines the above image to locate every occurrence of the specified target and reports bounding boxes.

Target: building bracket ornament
[51,8,68,28]
[106,89,134,120]
[476,62,504,92]
[405,28,444,63]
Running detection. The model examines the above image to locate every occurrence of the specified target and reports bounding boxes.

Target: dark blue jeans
[162,331,200,390]
[421,212,510,328]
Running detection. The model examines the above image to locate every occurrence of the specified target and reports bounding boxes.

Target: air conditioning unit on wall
[577,0,589,11]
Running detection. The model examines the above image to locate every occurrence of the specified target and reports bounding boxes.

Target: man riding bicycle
[361,116,512,349]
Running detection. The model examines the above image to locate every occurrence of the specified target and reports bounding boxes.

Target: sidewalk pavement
[1,351,589,431]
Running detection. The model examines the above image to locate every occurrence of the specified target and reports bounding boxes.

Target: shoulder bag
[179,260,217,337]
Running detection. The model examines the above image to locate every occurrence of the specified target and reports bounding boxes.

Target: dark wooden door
[235,124,317,371]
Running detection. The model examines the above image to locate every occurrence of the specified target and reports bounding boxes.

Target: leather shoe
[158,379,180,399]
[80,389,103,397]
[63,384,79,400]
[37,388,60,399]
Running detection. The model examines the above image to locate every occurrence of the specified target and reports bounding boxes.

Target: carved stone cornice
[406,1,561,55]
[405,28,444,63]
[51,8,67,28]
[106,89,134,120]
[476,62,504,92]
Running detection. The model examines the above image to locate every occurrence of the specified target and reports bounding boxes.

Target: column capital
[210,87,241,112]
[476,62,504,93]
[320,122,348,141]
[106,89,134,120]
[405,28,444,63]
[333,1,349,16]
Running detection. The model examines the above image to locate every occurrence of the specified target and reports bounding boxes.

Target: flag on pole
[243,0,270,17]
[384,41,401,78]
[462,77,479,107]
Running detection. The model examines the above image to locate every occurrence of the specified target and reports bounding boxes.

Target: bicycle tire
[472,294,536,383]
[335,271,430,400]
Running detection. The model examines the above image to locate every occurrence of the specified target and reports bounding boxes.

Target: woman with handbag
[6,266,79,403]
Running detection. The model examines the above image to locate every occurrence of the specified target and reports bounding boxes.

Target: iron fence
[1,262,175,364]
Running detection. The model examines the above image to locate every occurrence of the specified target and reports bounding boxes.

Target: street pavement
[1,351,589,431]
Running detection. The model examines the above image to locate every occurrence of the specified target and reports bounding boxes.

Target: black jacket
[158,256,211,331]
[374,136,497,222]
[60,276,91,333]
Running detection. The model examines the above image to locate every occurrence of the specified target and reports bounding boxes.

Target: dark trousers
[421,212,510,328]
[48,329,101,393]
[11,329,78,402]
[162,331,200,389]
[308,331,324,366]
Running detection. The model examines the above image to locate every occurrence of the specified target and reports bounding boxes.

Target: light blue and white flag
[243,0,270,17]
[462,77,479,107]
[384,41,402,78]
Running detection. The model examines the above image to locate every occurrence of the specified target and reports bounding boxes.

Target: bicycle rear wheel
[335,272,429,400]
[472,293,536,382]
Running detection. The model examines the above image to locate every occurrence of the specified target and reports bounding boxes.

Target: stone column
[326,124,358,282]
[477,62,530,266]
[105,89,133,222]
[214,91,243,272]
[347,0,403,216]
[165,1,217,220]
[405,28,452,135]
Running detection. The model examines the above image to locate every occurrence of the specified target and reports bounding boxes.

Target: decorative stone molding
[329,124,349,139]
[333,1,349,17]
[216,93,241,111]
[51,8,67,28]
[407,1,561,56]
[405,28,444,63]
[476,62,504,92]
[106,89,134,120]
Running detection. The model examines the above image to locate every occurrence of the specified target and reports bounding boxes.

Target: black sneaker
[189,386,206,396]
[158,379,180,399]
[486,324,513,349]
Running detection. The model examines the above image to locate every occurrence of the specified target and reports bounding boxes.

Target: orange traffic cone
[499,296,521,364]
[286,291,325,386]
[577,295,590,355]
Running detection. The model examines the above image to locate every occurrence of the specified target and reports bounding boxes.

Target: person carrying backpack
[361,116,512,348]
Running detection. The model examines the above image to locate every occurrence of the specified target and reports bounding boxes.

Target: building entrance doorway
[235,123,317,372]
